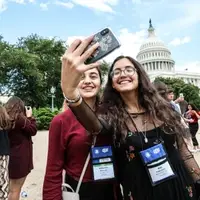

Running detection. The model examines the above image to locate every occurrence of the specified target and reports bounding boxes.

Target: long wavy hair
[5,96,26,127]
[0,105,12,130]
[153,81,170,101]
[98,56,184,141]
[187,103,198,112]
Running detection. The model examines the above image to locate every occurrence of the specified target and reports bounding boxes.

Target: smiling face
[111,58,138,93]
[188,104,192,110]
[78,68,101,100]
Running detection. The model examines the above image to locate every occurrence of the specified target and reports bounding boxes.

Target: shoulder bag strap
[75,136,97,193]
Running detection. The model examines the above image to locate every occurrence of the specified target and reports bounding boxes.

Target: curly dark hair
[187,103,198,112]
[98,56,184,141]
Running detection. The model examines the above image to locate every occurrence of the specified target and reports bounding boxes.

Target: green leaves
[0,34,65,108]
[0,34,110,108]
[32,107,60,130]
[155,77,200,109]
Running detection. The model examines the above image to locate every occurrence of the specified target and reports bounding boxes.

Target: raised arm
[16,116,37,136]
[61,37,105,134]
[69,100,103,133]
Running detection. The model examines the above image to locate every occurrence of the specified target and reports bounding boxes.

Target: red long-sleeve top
[188,111,200,124]
[8,116,37,179]
[43,109,114,200]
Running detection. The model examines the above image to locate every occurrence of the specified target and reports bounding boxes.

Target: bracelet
[63,93,81,104]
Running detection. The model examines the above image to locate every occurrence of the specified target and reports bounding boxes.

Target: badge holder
[91,145,115,181]
[139,143,177,186]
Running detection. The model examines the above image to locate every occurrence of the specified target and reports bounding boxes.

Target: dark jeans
[65,175,122,200]
[189,123,199,147]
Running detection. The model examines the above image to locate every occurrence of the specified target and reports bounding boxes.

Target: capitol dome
[137,19,175,73]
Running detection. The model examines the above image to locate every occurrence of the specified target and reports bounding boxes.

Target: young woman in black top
[60,37,200,200]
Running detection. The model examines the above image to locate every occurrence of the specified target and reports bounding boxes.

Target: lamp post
[50,86,56,112]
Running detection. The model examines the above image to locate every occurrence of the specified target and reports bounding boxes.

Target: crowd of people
[1,35,200,200]
[0,97,37,200]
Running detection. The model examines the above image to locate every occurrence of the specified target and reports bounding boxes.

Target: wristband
[64,93,81,104]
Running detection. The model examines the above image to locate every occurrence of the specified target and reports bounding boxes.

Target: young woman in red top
[185,104,200,152]
[5,97,37,200]
[43,67,122,200]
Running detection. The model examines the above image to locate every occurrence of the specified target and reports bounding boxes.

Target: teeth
[119,81,130,84]
[84,87,93,89]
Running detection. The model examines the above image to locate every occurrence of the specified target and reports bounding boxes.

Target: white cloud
[55,1,74,8]
[169,36,191,46]
[66,35,85,46]
[70,0,119,13]
[0,0,36,13]
[104,28,146,62]
[132,0,141,4]
[173,1,200,29]
[28,0,35,3]
[0,0,7,12]
[39,2,49,10]
[176,61,200,73]
[13,0,25,4]
[157,0,200,34]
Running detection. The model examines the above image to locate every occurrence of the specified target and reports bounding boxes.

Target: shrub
[33,107,60,130]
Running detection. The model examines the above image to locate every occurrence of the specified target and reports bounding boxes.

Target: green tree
[154,77,185,98]
[0,34,111,108]
[1,34,66,108]
[155,77,200,109]
[0,36,13,95]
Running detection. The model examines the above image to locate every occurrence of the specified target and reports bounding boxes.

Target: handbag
[62,137,96,200]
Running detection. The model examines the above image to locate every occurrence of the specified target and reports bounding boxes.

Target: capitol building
[136,20,200,88]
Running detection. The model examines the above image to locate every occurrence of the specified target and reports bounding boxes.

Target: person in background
[153,81,194,152]
[175,95,188,115]
[167,89,182,114]
[60,37,200,200]
[5,97,37,200]
[185,104,200,152]
[0,105,11,200]
[153,81,169,100]
[43,66,122,200]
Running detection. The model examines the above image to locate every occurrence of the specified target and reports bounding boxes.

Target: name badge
[140,144,176,186]
[91,146,115,181]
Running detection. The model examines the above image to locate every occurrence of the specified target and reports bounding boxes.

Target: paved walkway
[21,130,200,200]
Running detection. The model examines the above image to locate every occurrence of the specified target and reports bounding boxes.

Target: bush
[33,107,60,130]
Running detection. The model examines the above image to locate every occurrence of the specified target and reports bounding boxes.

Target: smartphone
[85,28,120,64]
[25,106,31,110]
[179,93,184,98]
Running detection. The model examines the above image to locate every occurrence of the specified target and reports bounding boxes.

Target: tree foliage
[155,77,200,109]
[0,34,110,108]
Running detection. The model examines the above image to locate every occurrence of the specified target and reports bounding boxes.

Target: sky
[1,0,200,72]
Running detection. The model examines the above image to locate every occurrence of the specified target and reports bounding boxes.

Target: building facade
[136,19,200,88]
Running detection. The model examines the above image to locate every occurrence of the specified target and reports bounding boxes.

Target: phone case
[85,28,120,64]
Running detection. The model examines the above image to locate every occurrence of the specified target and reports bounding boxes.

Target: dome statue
[136,19,175,73]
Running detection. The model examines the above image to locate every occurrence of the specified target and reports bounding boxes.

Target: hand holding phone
[85,28,120,64]
[179,93,184,98]
[25,106,32,118]
[61,28,120,99]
